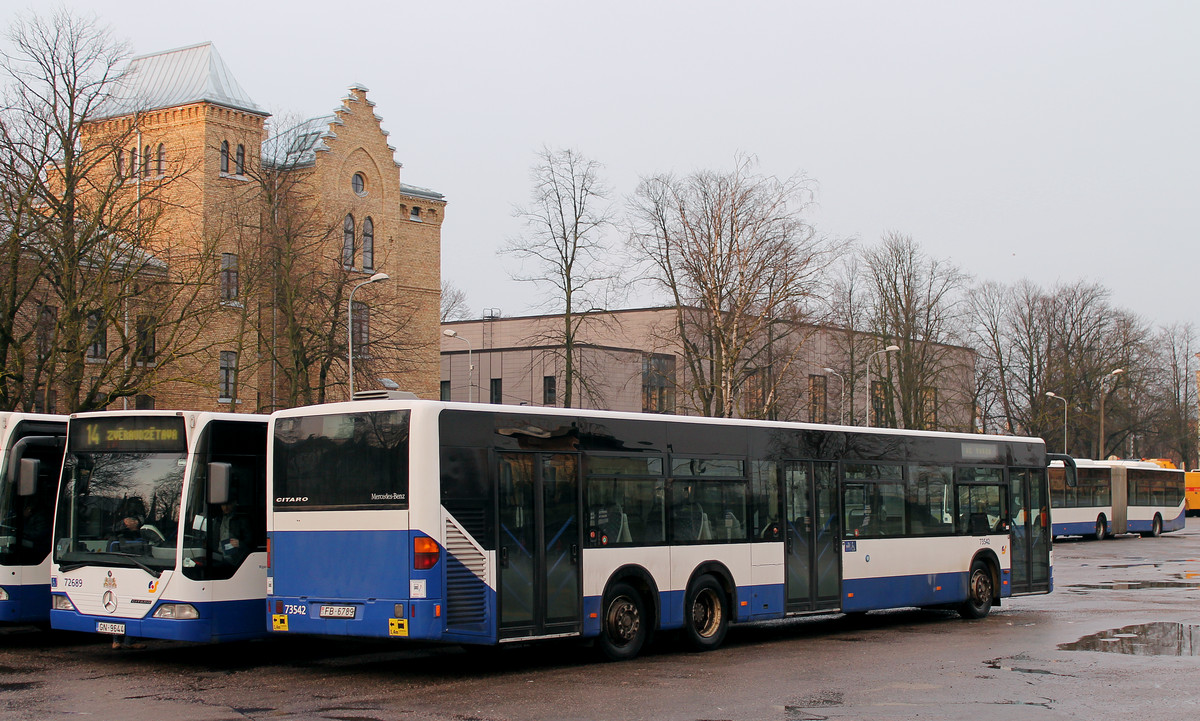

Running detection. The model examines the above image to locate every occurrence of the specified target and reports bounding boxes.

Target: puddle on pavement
[1059,622,1200,656]
[1066,580,1200,591]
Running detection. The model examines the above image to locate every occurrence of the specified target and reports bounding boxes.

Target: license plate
[318,605,356,619]
[96,621,126,635]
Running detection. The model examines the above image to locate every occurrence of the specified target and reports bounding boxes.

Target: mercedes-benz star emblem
[102,591,117,613]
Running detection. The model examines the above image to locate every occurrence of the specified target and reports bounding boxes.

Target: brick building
[74,42,443,412]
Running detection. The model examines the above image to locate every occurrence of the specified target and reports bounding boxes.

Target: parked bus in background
[49,411,268,643]
[1185,470,1200,517]
[1048,458,1185,539]
[267,399,1057,660]
[0,413,67,625]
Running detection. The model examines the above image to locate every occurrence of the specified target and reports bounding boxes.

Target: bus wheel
[683,575,728,651]
[959,560,994,619]
[598,582,646,661]
[1093,516,1107,541]
[1143,514,1163,538]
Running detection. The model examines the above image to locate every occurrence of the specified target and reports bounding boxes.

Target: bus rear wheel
[598,582,646,661]
[1142,514,1163,538]
[683,575,728,651]
[959,560,994,619]
[1093,516,1107,541]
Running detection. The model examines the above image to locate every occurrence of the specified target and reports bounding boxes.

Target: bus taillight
[413,536,440,570]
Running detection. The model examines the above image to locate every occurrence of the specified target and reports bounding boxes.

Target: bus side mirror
[18,458,40,497]
[1047,453,1077,488]
[208,462,232,505]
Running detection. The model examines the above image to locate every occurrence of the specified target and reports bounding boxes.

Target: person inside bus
[215,500,251,563]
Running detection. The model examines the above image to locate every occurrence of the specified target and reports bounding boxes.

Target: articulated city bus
[49,411,268,642]
[0,413,67,625]
[1048,459,1186,539]
[267,400,1056,660]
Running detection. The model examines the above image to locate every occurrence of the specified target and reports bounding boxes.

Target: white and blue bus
[1049,458,1186,540]
[49,411,269,643]
[0,413,68,625]
[267,400,1057,659]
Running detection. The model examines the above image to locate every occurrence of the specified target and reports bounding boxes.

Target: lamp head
[442,329,458,338]
[885,345,900,352]
[1046,392,1056,397]
[367,272,390,283]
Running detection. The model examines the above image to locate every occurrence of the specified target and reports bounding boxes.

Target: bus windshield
[53,417,188,574]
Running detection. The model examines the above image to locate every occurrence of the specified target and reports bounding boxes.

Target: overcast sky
[5,1,1198,330]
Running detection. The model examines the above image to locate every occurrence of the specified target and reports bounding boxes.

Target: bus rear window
[273,410,409,510]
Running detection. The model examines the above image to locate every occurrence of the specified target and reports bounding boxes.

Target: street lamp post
[1097,368,1124,459]
[1046,392,1068,455]
[865,345,900,427]
[442,329,474,402]
[823,367,846,425]
[347,272,389,400]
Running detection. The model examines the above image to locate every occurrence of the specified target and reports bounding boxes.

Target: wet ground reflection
[1065,580,1200,591]
[1059,622,1200,656]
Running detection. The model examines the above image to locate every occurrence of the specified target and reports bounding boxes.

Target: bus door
[496,452,581,639]
[1008,467,1050,594]
[783,461,840,612]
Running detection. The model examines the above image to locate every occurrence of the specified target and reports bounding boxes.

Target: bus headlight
[0,587,9,601]
[52,595,75,611]
[153,603,199,620]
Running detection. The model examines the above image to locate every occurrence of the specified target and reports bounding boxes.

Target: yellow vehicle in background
[1186,470,1200,517]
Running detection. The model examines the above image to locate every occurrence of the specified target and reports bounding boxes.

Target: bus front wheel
[683,575,729,651]
[598,582,646,661]
[959,560,994,619]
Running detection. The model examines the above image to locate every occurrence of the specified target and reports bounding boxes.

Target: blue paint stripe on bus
[50,597,267,642]
[0,583,49,624]
[842,571,969,612]
[271,529,426,600]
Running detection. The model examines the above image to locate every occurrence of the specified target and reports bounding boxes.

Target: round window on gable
[352,172,366,196]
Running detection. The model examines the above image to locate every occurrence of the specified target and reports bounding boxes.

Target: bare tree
[629,155,829,418]
[862,233,967,430]
[0,10,221,412]
[501,147,617,408]
[441,279,469,322]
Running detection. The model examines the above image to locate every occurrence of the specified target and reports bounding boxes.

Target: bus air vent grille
[444,518,488,627]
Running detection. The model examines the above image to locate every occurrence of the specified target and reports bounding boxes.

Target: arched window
[362,217,374,270]
[142,145,150,177]
[116,148,125,177]
[342,214,355,268]
[156,144,165,175]
[130,146,139,177]
[220,140,230,174]
[235,144,245,175]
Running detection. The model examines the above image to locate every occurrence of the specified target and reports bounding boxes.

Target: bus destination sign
[69,416,188,453]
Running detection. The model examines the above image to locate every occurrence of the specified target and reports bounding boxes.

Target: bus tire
[1093,516,1107,541]
[682,574,729,651]
[1142,514,1163,538]
[959,559,994,620]
[597,582,647,661]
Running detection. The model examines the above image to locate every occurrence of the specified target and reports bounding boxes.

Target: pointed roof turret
[94,42,267,119]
